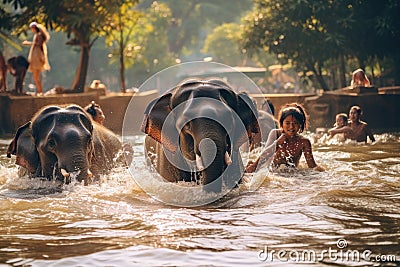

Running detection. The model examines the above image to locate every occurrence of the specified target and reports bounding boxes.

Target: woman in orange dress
[22,22,50,95]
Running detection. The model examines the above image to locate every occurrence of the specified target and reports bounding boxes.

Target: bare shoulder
[298,135,312,146]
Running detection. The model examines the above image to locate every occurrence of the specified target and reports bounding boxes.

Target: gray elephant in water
[7,104,121,184]
[141,78,260,192]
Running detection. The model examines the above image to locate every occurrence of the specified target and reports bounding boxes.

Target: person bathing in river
[328,113,353,141]
[245,103,324,173]
[328,106,375,143]
[84,101,134,165]
[85,101,106,125]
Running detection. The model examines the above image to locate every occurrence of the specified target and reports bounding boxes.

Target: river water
[0,133,399,266]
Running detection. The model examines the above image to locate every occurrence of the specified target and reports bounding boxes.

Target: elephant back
[90,123,122,175]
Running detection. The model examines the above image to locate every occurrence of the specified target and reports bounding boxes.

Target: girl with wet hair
[245,103,324,172]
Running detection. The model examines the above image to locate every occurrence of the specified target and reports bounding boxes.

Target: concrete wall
[1,90,399,137]
[0,90,158,137]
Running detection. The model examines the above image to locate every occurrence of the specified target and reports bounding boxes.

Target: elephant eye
[47,139,56,150]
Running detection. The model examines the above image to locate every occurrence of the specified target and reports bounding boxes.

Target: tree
[242,0,400,90]
[138,0,253,59]
[203,23,246,66]
[104,2,141,93]
[108,2,176,88]
[242,0,350,91]
[4,0,136,92]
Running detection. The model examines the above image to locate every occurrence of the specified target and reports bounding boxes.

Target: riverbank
[1,87,399,137]
[0,90,158,137]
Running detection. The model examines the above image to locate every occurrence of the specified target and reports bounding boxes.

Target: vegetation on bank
[0,0,399,93]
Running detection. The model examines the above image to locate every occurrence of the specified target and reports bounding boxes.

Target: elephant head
[8,104,98,184]
[141,78,260,192]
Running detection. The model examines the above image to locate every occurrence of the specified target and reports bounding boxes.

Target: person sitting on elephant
[245,103,324,173]
[84,101,134,165]
[85,101,106,125]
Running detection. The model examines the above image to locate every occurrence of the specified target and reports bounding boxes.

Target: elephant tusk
[196,154,205,171]
[225,151,232,166]
[60,168,70,178]
[87,169,93,178]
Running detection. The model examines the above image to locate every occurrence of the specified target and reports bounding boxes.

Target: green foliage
[203,23,245,66]
[3,0,138,91]
[138,0,253,58]
[104,2,176,88]
[242,0,400,89]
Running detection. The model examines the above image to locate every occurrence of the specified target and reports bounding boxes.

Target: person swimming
[245,103,324,173]
[328,113,353,141]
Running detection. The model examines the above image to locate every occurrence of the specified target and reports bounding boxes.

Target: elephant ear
[7,121,40,174]
[234,92,260,148]
[141,92,178,152]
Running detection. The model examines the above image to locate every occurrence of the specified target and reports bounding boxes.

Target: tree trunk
[309,63,329,91]
[339,54,347,88]
[71,44,90,93]
[119,35,126,93]
[120,54,126,93]
[118,11,126,93]
[0,51,6,91]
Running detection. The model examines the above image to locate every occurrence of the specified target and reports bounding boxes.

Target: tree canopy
[242,0,400,90]
[1,0,398,92]
[3,0,137,92]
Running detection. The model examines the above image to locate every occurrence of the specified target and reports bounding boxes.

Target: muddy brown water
[0,133,399,266]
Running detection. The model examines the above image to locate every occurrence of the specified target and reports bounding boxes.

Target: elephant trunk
[57,152,91,184]
[196,132,228,193]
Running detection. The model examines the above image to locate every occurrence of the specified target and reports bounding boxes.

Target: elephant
[250,110,277,150]
[7,104,122,184]
[7,56,29,94]
[141,78,260,192]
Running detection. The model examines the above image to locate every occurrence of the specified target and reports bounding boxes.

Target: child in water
[245,103,324,173]
[328,113,352,141]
